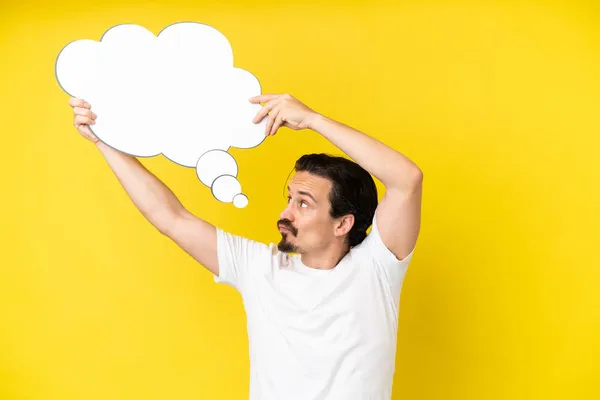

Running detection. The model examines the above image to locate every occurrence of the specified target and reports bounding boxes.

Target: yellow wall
[1,0,598,398]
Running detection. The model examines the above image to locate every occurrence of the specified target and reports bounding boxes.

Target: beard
[277,219,298,253]
[277,233,297,253]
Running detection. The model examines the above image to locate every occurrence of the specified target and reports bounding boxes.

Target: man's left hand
[249,93,319,136]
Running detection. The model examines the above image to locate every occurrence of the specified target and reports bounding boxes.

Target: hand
[249,93,318,136]
[68,97,99,144]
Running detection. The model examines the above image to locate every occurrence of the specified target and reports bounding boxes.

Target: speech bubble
[55,22,267,207]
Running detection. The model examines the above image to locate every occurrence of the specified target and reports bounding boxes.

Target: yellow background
[1,0,599,399]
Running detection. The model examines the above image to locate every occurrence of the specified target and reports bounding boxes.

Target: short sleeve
[214,227,270,293]
[355,212,416,302]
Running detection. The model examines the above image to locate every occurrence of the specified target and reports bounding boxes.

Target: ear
[333,214,355,238]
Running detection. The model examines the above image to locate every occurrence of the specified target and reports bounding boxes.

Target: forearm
[96,141,184,231]
[308,114,422,190]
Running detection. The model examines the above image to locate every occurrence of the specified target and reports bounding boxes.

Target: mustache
[277,219,298,236]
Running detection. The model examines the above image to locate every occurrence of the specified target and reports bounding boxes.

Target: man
[69,93,423,399]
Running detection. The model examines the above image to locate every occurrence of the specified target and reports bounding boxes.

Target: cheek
[297,215,329,237]
[294,218,312,235]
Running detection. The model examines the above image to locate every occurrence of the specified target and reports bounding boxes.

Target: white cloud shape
[55,22,268,208]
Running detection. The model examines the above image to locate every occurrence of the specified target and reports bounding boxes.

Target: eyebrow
[288,186,317,203]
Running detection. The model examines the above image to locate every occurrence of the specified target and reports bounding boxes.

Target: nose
[279,203,294,222]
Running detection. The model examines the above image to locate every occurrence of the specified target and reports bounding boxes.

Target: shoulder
[351,214,416,266]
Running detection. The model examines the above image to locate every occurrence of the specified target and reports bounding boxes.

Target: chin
[277,235,297,253]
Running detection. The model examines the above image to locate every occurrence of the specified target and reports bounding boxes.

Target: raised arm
[249,93,423,261]
[307,114,423,261]
[69,98,219,276]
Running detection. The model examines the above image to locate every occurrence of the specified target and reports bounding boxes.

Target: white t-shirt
[214,213,415,400]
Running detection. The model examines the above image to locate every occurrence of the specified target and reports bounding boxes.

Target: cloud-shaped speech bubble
[55,22,267,208]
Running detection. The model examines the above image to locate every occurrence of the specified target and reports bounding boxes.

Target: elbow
[406,169,423,192]
[156,223,171,236]
[149,209,179,236]
[386,166,422,193]
[403,167,424,190]
[411,167,424,183]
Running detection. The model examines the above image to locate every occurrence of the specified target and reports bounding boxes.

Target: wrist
[95,140,113,154]
[307,112,327,131]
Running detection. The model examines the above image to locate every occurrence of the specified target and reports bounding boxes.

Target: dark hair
[294,153,378,247]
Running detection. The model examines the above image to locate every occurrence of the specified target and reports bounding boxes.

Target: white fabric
[214,213,415,400]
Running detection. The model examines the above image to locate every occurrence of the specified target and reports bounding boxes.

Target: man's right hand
[69,97,99,144]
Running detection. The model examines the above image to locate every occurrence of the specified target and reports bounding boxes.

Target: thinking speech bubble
[55,22,268,208]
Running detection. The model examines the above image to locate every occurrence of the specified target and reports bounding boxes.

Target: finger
[74,115,95,126]
[265,106,280,136]
[252,99,278,124]
[73,107,96,119]
[68,98,91,109]
[270,114,285,136]
[68,97,84,108]
[249,94,281,104]
[74,115,94,125]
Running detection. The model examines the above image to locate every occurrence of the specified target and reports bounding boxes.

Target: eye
[287,195,308,208]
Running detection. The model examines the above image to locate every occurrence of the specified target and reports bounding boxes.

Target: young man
[69,93,423,400]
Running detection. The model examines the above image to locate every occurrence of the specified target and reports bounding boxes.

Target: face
[277,171,350,254]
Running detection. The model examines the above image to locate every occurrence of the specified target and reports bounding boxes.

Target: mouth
[278,224,290,233]
[278,224,294,235]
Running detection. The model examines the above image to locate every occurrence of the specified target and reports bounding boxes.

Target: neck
[299,243,350,270]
